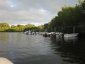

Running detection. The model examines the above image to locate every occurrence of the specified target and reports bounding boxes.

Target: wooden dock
[0,57,13,64]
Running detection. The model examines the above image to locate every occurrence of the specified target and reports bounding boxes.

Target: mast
[73,26,75,33]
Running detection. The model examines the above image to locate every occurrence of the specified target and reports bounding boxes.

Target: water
[0,32,85,64]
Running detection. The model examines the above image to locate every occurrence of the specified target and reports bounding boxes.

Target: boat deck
[0,57,13,64]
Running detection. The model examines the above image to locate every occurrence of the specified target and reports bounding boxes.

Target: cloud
[0,0,78,25]
[0,8,53,25]
[0,0,7,5]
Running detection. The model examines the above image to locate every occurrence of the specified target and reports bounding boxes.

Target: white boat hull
[0,57,13,64]
[64,33,78,38]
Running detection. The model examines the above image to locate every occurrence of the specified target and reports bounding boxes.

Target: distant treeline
[0,23,44,32]
[1,1,85,33]
[44,0,85,33]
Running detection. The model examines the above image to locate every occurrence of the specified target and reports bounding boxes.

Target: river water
[0,32,85,64]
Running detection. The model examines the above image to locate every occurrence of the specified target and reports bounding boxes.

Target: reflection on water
[0,32,85,64]
[51,37,85,64]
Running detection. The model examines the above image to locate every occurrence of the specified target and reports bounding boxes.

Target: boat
[64,27,78,38]
[24,30,31,35]
[24,31,28,34]
[0,57,13,64]
[64,33,78,38]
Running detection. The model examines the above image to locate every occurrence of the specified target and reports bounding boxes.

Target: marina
[0,0,85,64]
[0,32,84,64]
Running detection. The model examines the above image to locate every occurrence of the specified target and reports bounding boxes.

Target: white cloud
[0,8,53,25]
[0,0,78,25]
[0,0,7,6]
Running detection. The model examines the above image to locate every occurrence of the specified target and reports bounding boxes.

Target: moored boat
[64,33,78,38]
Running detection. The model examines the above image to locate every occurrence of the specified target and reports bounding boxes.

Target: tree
[47,0,85,33]
[0,23,10,31]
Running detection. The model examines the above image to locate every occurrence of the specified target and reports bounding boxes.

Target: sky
[0,0,79,26]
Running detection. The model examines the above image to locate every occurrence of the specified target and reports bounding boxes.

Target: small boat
[24,30,31,35]
[64,33,78,38]
[64,27,78,38]
[24,31,28,34]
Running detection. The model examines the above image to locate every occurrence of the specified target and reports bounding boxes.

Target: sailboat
[64,27,78,38]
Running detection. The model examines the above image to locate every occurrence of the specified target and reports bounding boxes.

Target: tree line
[44,0,85,34]
[1,0,85,33]
[0,23,44,32]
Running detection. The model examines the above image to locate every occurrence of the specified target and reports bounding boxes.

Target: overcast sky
[0,0,78,25]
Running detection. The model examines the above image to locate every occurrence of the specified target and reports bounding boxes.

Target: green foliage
[0,23,43,32]
[0,23,10,32]
[0,23,10,27]
[46,0,85,33]
[38,25,44,31]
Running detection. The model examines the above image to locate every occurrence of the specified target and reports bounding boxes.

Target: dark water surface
[0,32,85,64]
